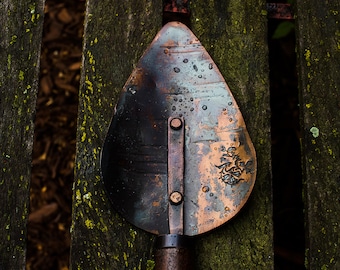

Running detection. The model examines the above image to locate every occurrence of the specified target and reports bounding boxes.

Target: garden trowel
[101,21,256,269]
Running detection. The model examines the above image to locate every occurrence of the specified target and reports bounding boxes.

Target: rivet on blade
[169,191,183,205]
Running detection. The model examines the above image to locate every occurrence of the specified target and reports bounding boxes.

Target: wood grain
[296,1,340,268]
[191,1,273,268]
[70,1,162,269]
[0,0,44,269]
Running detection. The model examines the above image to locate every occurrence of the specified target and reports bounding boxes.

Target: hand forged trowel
[101,22,256,269]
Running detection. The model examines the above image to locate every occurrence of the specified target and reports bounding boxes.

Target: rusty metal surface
[266,3,294,20]
[164,0,189,14]
[101,22,256,236]
[168,117,184,234]
[154,246,193,270]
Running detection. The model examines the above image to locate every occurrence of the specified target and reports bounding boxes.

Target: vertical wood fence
[0,1,44,269]
[0,0,339,269]
[296,1,340,269]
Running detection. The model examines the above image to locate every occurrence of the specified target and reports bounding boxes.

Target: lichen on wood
[191,0,273,269]
[296,1,340,269]
[70,1,161,269]
[0,0,44,269]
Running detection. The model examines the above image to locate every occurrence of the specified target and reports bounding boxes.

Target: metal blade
[101,21,256,236]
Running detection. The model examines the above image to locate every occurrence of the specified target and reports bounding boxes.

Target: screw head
[170,118,182,130]
[169,191,183,205]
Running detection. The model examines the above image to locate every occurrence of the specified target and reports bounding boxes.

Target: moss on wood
[70,1,161,269]
[296,1,340,269]
[0,0,44,269]
[191,1,273,269]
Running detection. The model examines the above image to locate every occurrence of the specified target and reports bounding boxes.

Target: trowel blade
[101,22,256,236]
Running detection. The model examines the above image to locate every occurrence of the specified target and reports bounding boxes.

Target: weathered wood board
[0,0,44,269]
[190,1,273,268]
[296,1,340,269]
[71,0,273,269]
[70,1,162,269]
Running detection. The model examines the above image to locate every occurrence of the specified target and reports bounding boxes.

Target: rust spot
[163,0,189,14]
[153,174,163,187]
[266,3,294,20]
[153,201,161,207]
[202,186,209,193]
[126,68,144,89]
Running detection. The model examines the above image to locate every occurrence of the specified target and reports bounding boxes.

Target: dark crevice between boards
[267,0,306,269]
[27,1,85,269]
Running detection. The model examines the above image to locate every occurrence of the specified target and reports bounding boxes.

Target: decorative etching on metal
[215,146,254,185]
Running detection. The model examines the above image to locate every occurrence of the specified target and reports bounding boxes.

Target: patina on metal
[101,21,257,267]
[163,0,189,14]
[266,3,294,20]
[168,116,184,234]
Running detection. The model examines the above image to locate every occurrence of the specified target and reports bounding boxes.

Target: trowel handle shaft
[154,234,194,270]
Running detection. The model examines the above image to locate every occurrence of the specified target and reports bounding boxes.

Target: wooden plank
[295,1,340,269]
[71,0,273,269]
[190,1,273,268]
[70,1,162,269]
[0,0,44,269]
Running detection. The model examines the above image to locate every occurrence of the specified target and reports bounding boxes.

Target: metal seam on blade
[168,116,185,234]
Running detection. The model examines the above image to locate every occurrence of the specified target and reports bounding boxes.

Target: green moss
[18,70,24,81]
[310,126,320,138]
[123,252,129,267]
[189,1,272,269]
[331,128,338,137]
[9,35,17,45]
[304,49,312,66]
[7,54,12,70]
[327,146,335,158]
[146,260,155,270]
[85,219,95,229]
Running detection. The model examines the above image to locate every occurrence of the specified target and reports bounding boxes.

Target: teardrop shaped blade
[101,22,256,236]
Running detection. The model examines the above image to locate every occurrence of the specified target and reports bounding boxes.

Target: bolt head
[170,118,182,130]
[169,191,183,205]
